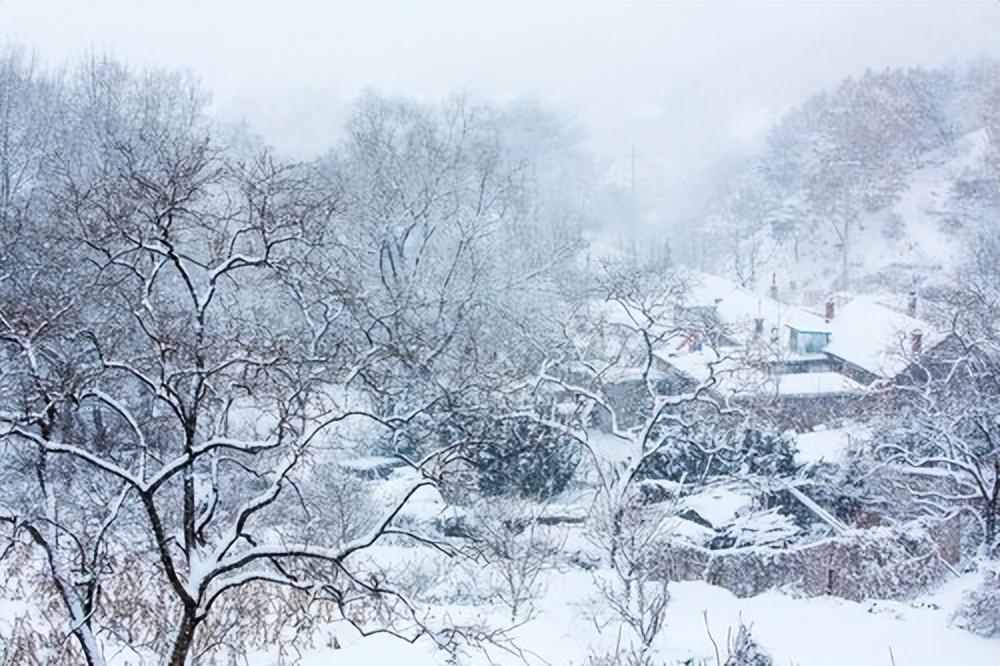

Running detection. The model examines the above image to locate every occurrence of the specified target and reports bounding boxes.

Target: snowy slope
[849,129,990,283]
[736,128,993,295]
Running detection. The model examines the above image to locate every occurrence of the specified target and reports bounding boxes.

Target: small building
[821,294,944,385]
[682,272,833,357]
[788,326,832,354]
[655,273,853,405]
[652,273,950,429]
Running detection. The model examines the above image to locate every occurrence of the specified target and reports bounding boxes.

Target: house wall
[894,333,965,385]
[584,372,697,432]
[826,336,964,388]
[651,357,703,392]
[654,356,873,431]
[770,357,839,374]
[739,392,872,431]
[825,355,880,386]
[788,329,831,354]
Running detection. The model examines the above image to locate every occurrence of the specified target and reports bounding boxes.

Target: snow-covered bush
[0,549,80,665]
[375,412,581,500]
[739,429,799,477]
[587,491,672,661]
[370,412,440,462]
[300,461,381,545]
[725,623,773,666]
[951,566,1000,638]
[640,428,797,483]
[472,417,582,499]
[585,647,667,666]
[462,498,564,621]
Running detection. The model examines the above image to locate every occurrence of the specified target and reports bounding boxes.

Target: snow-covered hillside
[752,128,993,294]
[690,61,999,296]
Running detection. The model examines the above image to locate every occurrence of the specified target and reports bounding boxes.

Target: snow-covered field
[233,471,997,666]
[243,569,998,666]
[5,464,994,666]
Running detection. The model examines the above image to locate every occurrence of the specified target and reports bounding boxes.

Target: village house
[552,272,951,433]
[822,293,944,386]
[652,273,945,428]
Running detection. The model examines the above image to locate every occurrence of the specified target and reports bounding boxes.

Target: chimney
[769,272,779,301]
[911,329,923,355]
[825,300,835,323]
[907,291,918,318]
[754,317,764,337]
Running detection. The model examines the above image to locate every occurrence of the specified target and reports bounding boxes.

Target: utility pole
[630,143,636,198]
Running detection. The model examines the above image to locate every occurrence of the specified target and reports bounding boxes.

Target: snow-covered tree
[0,58,594,664]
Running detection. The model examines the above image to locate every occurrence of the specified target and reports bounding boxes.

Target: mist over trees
[689,60,999,293]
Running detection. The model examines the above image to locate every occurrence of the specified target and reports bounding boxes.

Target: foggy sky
[2,1,997,219]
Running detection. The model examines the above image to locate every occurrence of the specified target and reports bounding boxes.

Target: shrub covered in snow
[471,417,582,499]
[461,498,565,621]
[640,428,798,483]
[374,412,581,499]
[725,623,773,666]
[951,566,1000,638]
[738,429,799,477]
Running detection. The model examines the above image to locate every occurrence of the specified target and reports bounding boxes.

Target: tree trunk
[166,609,198,666]
[840,220,850,290]
[984,500,997,555]
[71,624,105,666]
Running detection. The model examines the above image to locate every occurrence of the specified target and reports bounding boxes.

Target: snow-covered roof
[588,296,678,341]
[686,272,832,336]
[680,276,944,381]
[681,485,754,528]
[655,347,863,398]
[655,347,771,395]
[771,371,863,396]
[337,455,406,471]
[794,425,871,466]
[563,361,669,384]
[823,295,942,378]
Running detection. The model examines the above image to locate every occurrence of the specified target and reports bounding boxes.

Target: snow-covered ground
[233,472,997,666]
[2,526,995,665]
[2,443,994,666]
[0,436,991,666]
[243,568,998,665]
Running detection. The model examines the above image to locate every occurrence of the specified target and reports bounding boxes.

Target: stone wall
[652,519,952,601]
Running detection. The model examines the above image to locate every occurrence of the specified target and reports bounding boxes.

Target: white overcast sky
[2,1,998,215]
